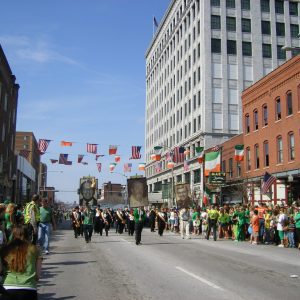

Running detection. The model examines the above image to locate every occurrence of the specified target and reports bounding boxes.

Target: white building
[145,0,300,205]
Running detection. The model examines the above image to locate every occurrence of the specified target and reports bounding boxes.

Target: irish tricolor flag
[234,145,244,161]
[203,186,211,206]
[195,146,204,163]
[204,151,220,176]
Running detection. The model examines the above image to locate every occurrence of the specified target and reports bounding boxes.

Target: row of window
[245,132,295,171]
[211,0,299,16]
[245,88,300,133]
[211,16,299,38]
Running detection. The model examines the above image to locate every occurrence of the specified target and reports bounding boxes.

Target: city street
[39,222,300,300]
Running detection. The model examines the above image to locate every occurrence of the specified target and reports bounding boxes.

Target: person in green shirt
[294,207,300,250]
[218,207,229,239]
[236,207,247,241]
[0,224,42,300]
[82,205,94,243]
[4,203,16,241]
[38,199,56,254]
[133,207,147,245]
[206,205,219,241]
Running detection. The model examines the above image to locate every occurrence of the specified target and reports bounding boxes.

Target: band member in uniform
[134,207,146,245]
[70,206,81,238]
[157,208,167,236]
[128,209,135,236]
[78,206,84,237]
[149,206,156,232]
[116,208,126,234]
[102,208,112,236]
[93,207,102,234]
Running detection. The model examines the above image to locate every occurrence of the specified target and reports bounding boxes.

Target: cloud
[0,34,79,65]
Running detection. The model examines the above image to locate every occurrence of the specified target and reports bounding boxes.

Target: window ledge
[275,119,282,123]
[286,114,293,118]
[287,160,295,164]
[276,163,284,166]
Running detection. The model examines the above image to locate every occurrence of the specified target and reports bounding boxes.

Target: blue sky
[0,0,170,203]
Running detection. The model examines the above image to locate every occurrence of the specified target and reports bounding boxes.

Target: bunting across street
[77,154,84,163]
[38,139,51,155]
[86,143,97,154]
[109,145,118,155]
[61,141,73,147]
[195,146,204,164]
[204,150,221,176]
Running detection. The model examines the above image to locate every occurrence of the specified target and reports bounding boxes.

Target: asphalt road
[38,221,300,300]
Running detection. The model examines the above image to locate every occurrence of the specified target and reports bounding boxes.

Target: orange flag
[61,141,73,147]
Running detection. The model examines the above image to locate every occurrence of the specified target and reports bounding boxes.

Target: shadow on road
[43,260,97,266]
[39,293,76,300]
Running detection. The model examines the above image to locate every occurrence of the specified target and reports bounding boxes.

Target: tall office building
[145,0,299,204]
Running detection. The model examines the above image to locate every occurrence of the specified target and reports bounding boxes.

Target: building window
[211,15,221,30]
[261,21,271,35]
[276,97,281,120]
[263,141,269,167]
[277,136,283,163]
[245,114,250,133]
[262,44,272,58]
[276,22,285,36]
[242,42,252,56]
[194,169,201,184]
[288,132,295,161]
[226,0,235,9]
[246,147,251,171]
[226,17,236,31]
[291,24,299,38]
[236,161,241,177]
[253,109,258,130]
[229,158,233,178]
[262,104,268,126]
[277,45,286,60]
[211,0,220,7]
[254,144,260,169]
[286,92,293,116]
[261,0,270,12]
[227,40,237,55]
[290,2,298,16]
[211,38,221,53]
[275,0,284,14]
[241,0,250,10]
[242,18,251,33]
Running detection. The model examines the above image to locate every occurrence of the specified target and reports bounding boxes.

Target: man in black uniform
[149,206,157,232]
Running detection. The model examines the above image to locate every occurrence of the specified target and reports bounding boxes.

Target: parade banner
[175,183,192,209]
[127,177,149,208]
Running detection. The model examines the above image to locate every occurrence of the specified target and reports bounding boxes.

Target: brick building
[242,54,300,205]
[0,45,19,202]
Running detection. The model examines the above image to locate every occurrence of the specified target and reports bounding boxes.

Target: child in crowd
[193,215,201,235]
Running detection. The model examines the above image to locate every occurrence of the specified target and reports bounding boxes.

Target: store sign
[209,172,226,185]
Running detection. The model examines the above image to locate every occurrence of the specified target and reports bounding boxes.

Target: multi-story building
[0,45,19,202]
[242,53,300,205]
[145,0,300,205]
[15,131,40,195]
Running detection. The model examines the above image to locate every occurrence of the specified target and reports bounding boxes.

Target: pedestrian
[148,206,156,232]
[128,209,135,236]
[218,207,229,239]
[4,203,16,242]
[179,206,191,239]
[70,207,81,238]
[250,209,259,245]
[102,208,112,237]
[38,198,56,255]
[277,208,287,247]
[82,205,94,243]
[206,205,219,241]
[93,207,102,235]
[24,194,41,245]
[157,208,167,236]
[115,208,126,234]
[193,215,201,235]
[287,216,296,248]
[0,225,42,300]
[134,207,146,245]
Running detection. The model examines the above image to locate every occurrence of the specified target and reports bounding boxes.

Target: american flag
[38,139,51,155]
[155,161,162,173]
[87,143,97,154]
[166,151,173,162]
[173,147,185,163]
[261,172,276,194]
[78,154,84,163]
[96,163,102,172]
[95,154,104,161]
[19,149,30,159]
[130,146,142,159]
[81,162,88,165]
[124,163,132,173]
[50,159,58,164]
[59,154,72,165]
[211,145,220,152]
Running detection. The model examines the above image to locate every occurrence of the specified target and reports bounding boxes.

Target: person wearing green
[294,207,300,250]
[82,205,94,243]
[218,207,230,239]
[133,207,147,245]
[236,207,247,241]
[0,225,42,299]
[206,205,219,241]
[4,203,16,241]
[38,199,56,254]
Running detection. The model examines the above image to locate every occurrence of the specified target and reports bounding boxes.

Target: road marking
[175,266,223,290]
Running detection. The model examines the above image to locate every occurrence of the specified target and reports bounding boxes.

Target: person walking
[128,209,135,236]
[82,205,94,243]
[70,207,81,238]
[206,205,219,241]
[148,206,156,232]
[38,199,56,255]
[157,208,167,236]
[179,206,191,239]
[0,225,42,300]
[134,207,146,245]
[24,194,40,245]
